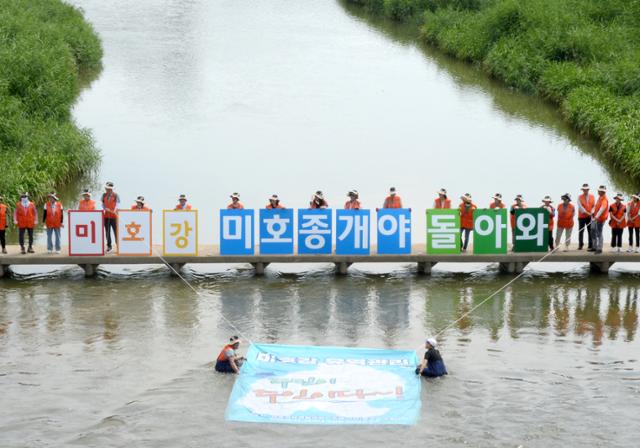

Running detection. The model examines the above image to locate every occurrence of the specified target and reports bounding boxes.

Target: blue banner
[259,209,295,255]
[220,209,254,255]
[297,209,332,255]
[226,344,421,425]
[336,209,370,255]
[377,209,411,254]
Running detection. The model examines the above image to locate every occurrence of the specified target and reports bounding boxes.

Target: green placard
[473,209,508,254]
[514,208,549,252]
[426,209,460,254]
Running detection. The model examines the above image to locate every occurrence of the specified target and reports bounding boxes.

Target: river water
[2,0,639,447]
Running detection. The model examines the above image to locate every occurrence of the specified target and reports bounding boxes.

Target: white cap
[425,338,437,348]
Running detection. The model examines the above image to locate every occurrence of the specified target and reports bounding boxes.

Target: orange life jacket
[543,205,556,230]
[609,202,626,229]
[459,202,476,229]
[266,203,285,209]
[217,344,235,362]
[15,201,37,228]
[78,199,96,211]
[556,203,575,229]
[578,193,595,219]
[175,203,192,210]
[131,205,150,211]
[594,195,609,223]
[227,202,244,209]
[510,203,527,228]
[433,198,451,209]
[102,192,119,219]
[344,199,361,210]
[490,201,505,209]
[45,201,63,228]
[0,204,7,230]
[383,195,402,209]
[628,201,640,228]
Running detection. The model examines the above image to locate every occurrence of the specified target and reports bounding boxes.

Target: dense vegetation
[349,0,640,184]
[0,0,102,206]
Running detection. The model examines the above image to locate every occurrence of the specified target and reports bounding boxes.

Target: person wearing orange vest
[383,187,402,209]
[490,193,505,209]
[591,185,609,254]
[78,190,96,211]
[459,193,476,252]
[131,196,151,211]
[174,194,192,210]
[627,193,640,253]
[13,192,37,254]
[266,194,285,209]
[344,190,361,209]
[0,195,8,254]
[227,193,244,210]
[310,191,329,209]
[555,193,575,251]
[43,192,64,254]
[541,196,556,251]
[609,193,626,252]
[577,183,595,250]
[433,189,451,209]
[509,195,526,249]
[215,336,245,373]
[101,182,120,252]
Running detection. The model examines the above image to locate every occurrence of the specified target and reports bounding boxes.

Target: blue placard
[297,209,332,255]
[336,209,370,255]
[377,209,412,254]
[220,209,255,255]
[259,209,295,255]
[226,343,421,425]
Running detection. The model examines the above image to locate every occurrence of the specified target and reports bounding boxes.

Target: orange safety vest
[510,203,527,228]
[217,344,235,362]
[628,201,640,228]
[490,201,505,209]
[543,205,556,230]
[433,198,451,209]
[175,203,192,210]
[594,195,609,223]
[15,201,36,228]
[556,203,575,229]
[227,202,244,210]
[0,204,7,230]
[131,205,151,211]
[45,201,63,228]
[344,199,361,210]
[266,203,285,209]
[459,202,476,229]
[78,199,96,211]
[102,192,119,219]
[609,202,626,229]
[383,195,402,209]
[578,193,595,219]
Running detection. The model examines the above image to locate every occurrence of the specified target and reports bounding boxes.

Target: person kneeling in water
[215,336,245,374]
[415,338,447,377]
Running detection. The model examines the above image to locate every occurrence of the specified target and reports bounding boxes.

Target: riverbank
[0,0,102,205]
[348,0,640,186]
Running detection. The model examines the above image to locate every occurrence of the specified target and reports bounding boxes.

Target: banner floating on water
[225,344,421,425]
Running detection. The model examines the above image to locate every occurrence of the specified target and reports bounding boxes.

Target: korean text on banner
[336,210,370,255]
[473,209,508,254]
[377,209,411,254]
[298,209,332,255]
[220,209,254,255]
[163,210,198,256]
[259,209,294,255]
[514,208,549,252]
[117,210,152,256]
[226,344,421,425]
[68,210,104,256]
[426,209,460,254]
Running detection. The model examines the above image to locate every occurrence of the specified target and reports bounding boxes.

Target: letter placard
[163,210,198,256]
[473,209,508,254]
[68,210,104,256]
[336,210,370,255]
[377,209,411,254]
[259,209,294,255]
[117,210,152,256]
[426,209,460,254]
[514,208,549,252]
[220,209,254,255]
[298,209,332,255]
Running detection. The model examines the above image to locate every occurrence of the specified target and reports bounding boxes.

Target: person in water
[215,336,245,374]
[416,338,447,377]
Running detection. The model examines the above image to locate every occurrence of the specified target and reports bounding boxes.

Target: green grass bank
[349,0,640,185]
[0,0,102,205]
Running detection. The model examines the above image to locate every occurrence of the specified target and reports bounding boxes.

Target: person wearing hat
[510,195,527,250]
[609,193,626,252]
[490,193,505,209]
[43,192,64,254]
[13,193,37,254]
[577,183,595,250]
[78,190,96,211]
[591,185,609,254]
[266,194,285,209]
[310,190,329,209]
[215,336,245,374]
[227,193,244,210]
[542,196,556,250]
[0,195,8,254]
[555,194,575,251]
[382,187,403,209]
[458,193,476,252]
[101,182,120,252]
[131,196,150,211]
[433,188,451,209]
[175,194,192,210]
[415,338,447,378]
[627,193,640,253]
[344,190,361,210]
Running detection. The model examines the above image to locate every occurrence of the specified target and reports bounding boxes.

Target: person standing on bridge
[266,194,285,209]
[310,191,328,209]
[542,196,556,250]
[101,182,120,253]
[627,194,640,253]
[14,192,37,254]
[78,190,96,211]
[510,194,527,250]
[131,196,150,211]
[0,195,8,254]
[609,193,626,253]
[175,194,191,210]
[592,186,609,254]
[344,190,361,209]
[382,187,402,209]
[459,193,476,252]
[43,192,64,254]
[227,193,244,209]
[555,194,575,251]
[577,183,595,251]
[416,338,447,378]
[434,189,451,209]
[215,336,245,374]
[490,193,505,209]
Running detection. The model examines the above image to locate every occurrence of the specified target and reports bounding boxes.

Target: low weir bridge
[0,245,638,278]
